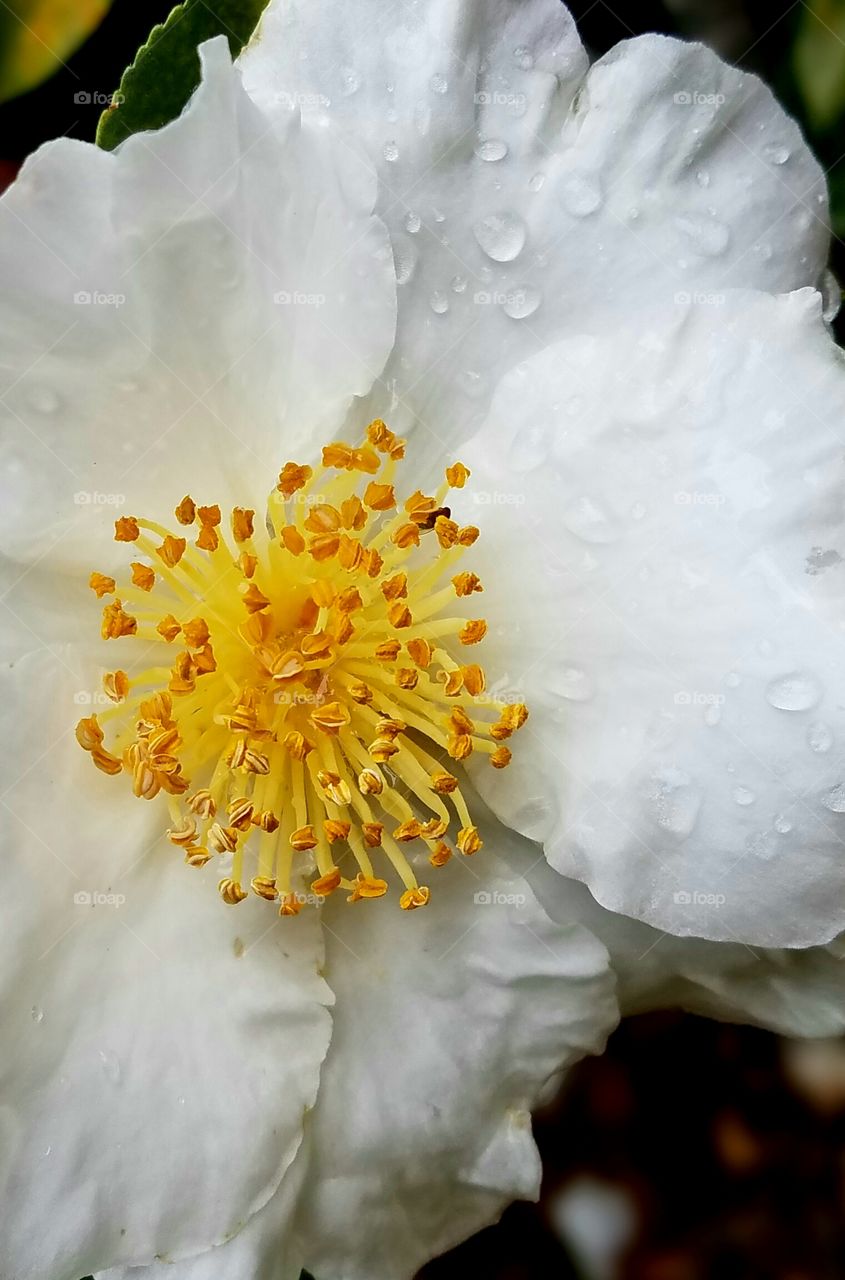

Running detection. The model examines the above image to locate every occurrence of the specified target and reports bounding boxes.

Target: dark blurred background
[2,2,844,1277]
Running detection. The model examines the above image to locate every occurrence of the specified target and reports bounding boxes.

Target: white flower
[0,3,843,1279]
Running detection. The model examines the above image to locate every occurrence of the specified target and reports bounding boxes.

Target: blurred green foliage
[0,0,111,103]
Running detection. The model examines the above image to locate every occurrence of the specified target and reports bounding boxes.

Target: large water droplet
[502,285,541,319]
[563,495,619,544]
[473,211,527,262]
[766,671,822,712]
[647,768,702,838]
[405,211,421,234]
[733,786,756,807]
[475,138,508,162]
[383,140,399,163]
[393,235,418,285]
[429,290,450,315]
[675,214,730,257]
[762,142,790,165]
[807,721,834,753]
[821,783,845,813]
[548,665,595,704]
[559,172,602,217]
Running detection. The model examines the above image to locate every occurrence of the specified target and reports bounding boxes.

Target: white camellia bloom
[0,1,844,1279]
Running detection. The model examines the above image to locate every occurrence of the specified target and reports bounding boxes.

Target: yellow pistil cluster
[76,421,528,915]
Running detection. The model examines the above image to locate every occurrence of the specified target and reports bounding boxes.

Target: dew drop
[548,665,595,704]
[339,67,361,96]
[405,211,421,234]
[450,274,467,293]
[508,422,548,472]
[473,211,527,262]
[502,285,541,319]
[695,169,711,188]
[647,768,702,838]
[457,368,487,399]
[383,140,399,163]
[429,72,448,94]
[704,704,722,727]
[393,235,418,285]
[822,783,845,813]
[559,172,602,217]
[807,720,834,753]
[762,142,790,165]
[528,172,545,192]
[765,671,822,712]
[675,214,730,257]
[513,44,534,69]
[822,269,841,325]
[30,1005,43,1023]
[774,813,793,834]
[563,495,620,545]
[747,830,779,861]
[475,138,508,162]
[429,290,450,315]
[733,786,756,807]
[725,672,741,688]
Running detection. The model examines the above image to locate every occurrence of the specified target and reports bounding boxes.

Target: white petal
[0,648,333,1277]
[0,36,395,572]
[295,850,617,1280]
[461,287,845,948]
[241,1,828,439]
[514,845,845,1039]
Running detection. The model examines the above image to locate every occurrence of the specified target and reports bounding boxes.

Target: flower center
[76,420,527,914]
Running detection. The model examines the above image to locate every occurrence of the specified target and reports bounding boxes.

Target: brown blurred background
[1,2,843,1278]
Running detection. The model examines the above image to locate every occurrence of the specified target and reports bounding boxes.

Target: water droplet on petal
[559,172,603,217]
[766,671,822,712]
[563,495,619,544]
[774,813,793,834]
[513,44,534,69]
[762,142,790,165]
[733,786,756,806]
[473,211,527,262]
[548,665,595,704]
[30,1005,43,1023]
[405,211,421,234]
[822,783,845,813]
[339,67,361,96]
[704,704,722,727]
[450,274,467,293]
[502,286,541,319]
[695,169,710,188]
[725,672,741,689]
[822,269,841,324]
[429,290,450,315]
[393,236,418,285]
[528,172,545,192]
[383,140,399,163]
[429,72,448,94]
[509,422,548,472]
[807,720,834,753]
[675,214,730,257]
[457,369,487,399]
[475,138,508,162]
[647,768,702,838]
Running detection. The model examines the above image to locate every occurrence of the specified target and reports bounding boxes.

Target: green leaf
[793,0,845,131]
[95,0,269,151]
[0,0,112,104]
